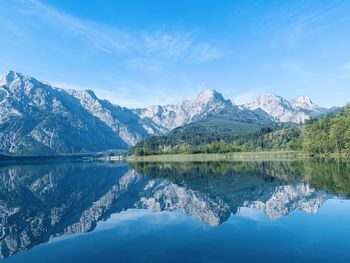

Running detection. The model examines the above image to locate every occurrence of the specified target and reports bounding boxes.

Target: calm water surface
[1,160,350,262]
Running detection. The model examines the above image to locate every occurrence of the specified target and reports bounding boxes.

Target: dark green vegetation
[132,106,350,157]
[173,115,272,135]
[296,106,350,156]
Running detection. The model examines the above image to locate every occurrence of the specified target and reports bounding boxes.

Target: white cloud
[264,2,345,47]
[142,31,194,59]
[141,30,222,64]
[10,0,135,55]
[7,0,222,67]
[186,43,222,63]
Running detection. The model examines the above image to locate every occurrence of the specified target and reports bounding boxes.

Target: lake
[1,160,350,262]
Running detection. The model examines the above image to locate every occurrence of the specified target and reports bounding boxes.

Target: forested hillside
[132,106,349,156]
[296,106,350,155]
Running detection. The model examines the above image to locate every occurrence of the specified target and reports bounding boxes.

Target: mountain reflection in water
[0,160,349,259]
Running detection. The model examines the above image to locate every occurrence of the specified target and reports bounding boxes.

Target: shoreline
[126,151,309,162]
[1,151,348,164]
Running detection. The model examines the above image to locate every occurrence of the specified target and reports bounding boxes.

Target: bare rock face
[134,89,273,131]
[134,89,232,131]
[0,71,152,155]
[245,93,338,123]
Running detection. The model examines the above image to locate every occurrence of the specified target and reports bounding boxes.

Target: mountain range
[0,70,340,155]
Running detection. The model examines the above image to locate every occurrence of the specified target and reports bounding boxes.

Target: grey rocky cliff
[245,93,339,123]
[0,71,152,154]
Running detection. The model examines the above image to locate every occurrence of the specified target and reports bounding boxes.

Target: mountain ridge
[0,70,341,155]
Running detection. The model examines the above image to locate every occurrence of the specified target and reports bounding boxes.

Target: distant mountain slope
[133,89,233,131]
[134,89,274,131]
[244,93,339,123]
[135,90,340,131]
[0,71,151,155]
[173,108,275,135]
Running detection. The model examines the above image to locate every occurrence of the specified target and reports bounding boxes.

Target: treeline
[132,127,300,156]
[131,106,350,157]
[295,106,350,155]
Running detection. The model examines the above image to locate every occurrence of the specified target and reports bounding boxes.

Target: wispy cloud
[5,0,222,68]
[12,0,134,54]
[127,31,222,70]
[141,30,222,64]
[263,1,347,47]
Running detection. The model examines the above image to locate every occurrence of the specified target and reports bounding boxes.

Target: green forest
[132,106,350,157]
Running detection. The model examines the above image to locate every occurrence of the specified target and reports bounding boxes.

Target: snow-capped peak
[182,89,231,120]
[135,89,233,131]
[0,70,53,94]
[291,96,319,111]
[246,93,292,111]
[67,89,98,100]
[184,89,229,107]
[256,93,290,105]
[0,70,23,86]
[245,93,309,123]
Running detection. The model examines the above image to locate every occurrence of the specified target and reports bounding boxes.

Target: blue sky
[0,0,350,107]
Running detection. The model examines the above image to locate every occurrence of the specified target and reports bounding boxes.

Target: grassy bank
[127,151,309,162]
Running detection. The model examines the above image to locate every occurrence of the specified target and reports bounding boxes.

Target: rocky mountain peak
[0,70,25,88]
[182,89,231,112]
[0,70,153,154]
[291,96,319,110]
[180,89,231,123]
[256,93,290,106]
[67,89,99,101]
[245,93,319,123]
[0,70,53,97]
[189,89,227,105]
[135,89,234,131]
